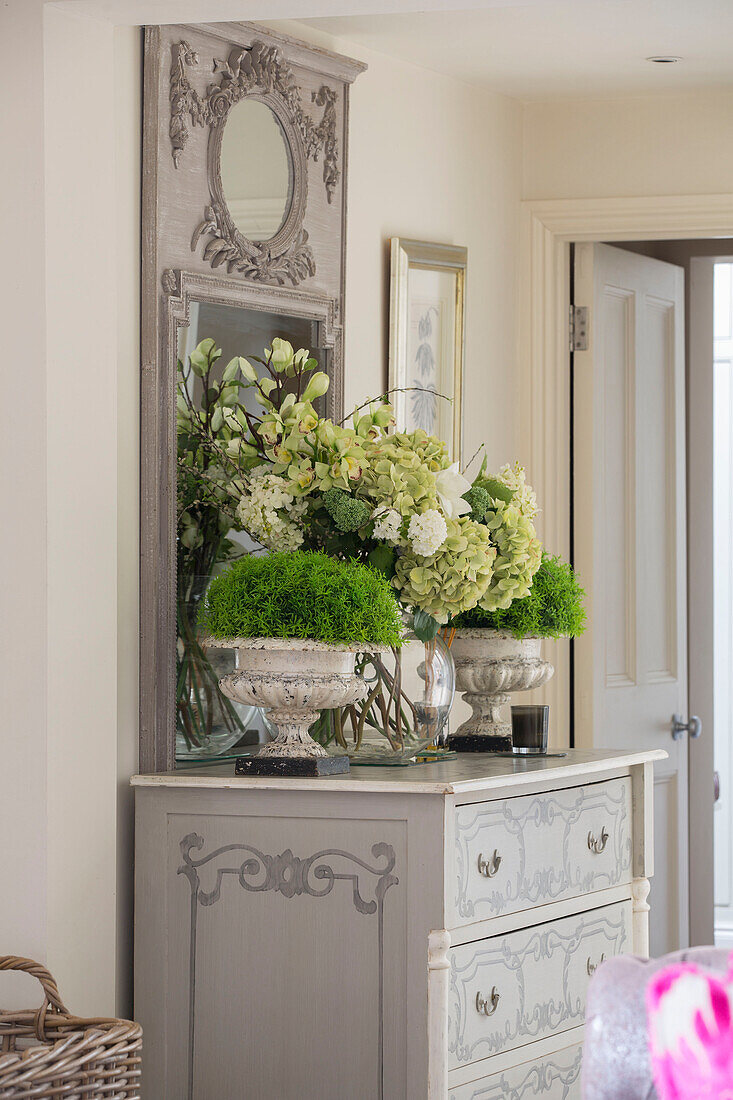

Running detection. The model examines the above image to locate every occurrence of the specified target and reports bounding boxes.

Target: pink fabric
[647,957,733,1099]
[582,948,730,1099]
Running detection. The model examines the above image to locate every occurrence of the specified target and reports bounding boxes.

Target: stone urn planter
[447,629,554,752]
[208,637,376,776]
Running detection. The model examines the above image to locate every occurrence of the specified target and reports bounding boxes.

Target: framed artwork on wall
[388,238,467,462]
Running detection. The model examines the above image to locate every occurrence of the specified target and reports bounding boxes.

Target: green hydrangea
[478,500,542,611]
[359,430,450,518]
[393,517,496,624]
[322,488,372,533]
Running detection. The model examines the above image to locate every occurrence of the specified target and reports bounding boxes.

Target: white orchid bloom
[435,462,472,519]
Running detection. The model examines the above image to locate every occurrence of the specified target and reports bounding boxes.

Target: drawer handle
[587,827,609,854]
[586,953,606,977]
[475,988,500,1016]
[477,850,502,878]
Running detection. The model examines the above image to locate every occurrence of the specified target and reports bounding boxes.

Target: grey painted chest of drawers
[132,748,662,1099]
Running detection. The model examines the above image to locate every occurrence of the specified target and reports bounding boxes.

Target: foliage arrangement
[201,551,404,648]
[176,335,548,750]
[176,339,252,749]
[454,554,587,639]
[177,336,543,640]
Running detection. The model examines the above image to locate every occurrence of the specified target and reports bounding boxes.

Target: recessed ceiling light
[646,56,683,64]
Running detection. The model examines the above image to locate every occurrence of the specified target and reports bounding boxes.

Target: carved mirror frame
[169,35,345,285]
[202,91,306,276]
[140,23,364,771]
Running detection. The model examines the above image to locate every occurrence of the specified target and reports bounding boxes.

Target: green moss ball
[201,550,404,647]
[454,554,586,639]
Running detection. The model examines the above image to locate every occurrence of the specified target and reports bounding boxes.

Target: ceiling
[298,0,733,100]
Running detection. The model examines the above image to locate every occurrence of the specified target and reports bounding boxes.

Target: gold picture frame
[388,238,467,462]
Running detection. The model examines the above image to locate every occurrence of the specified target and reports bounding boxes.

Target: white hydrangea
[237,473,307,552]
[498,461,539,520]
[372,505,402,544]
[407,509,448,557]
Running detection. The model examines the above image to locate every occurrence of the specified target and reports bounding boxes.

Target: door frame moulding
[521,192,733,567]
[520,191,733,942]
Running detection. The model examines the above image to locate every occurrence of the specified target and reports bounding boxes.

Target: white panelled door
[712,263,733,947]
[573,243,689,956]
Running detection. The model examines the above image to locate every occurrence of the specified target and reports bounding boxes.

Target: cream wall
[113,23,142,1016]
[0,0,48,1004]
[43,10,141,1016]
[0,2,140,1015]
[523,90,733,201]
[2,4,521,1015]
[275,20,524,469]
[45,7,118,1015]
[9,2,733,1020]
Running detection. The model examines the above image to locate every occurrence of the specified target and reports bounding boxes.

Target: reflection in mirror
[220,100,292,242]
[175,302,327,762]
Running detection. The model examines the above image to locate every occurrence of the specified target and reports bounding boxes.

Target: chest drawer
[448,900,631,1069]
[449,1042,583,1099]
[453,778,632,924]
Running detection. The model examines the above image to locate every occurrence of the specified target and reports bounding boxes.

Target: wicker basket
[0,957,142,1099]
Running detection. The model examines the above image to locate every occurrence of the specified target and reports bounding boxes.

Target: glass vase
[305,618,456,763]
[176,575,256,761]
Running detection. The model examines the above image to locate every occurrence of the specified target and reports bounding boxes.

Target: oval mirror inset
[220,100,292,243]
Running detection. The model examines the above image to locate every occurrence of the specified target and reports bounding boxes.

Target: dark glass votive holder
[511,705,549,755]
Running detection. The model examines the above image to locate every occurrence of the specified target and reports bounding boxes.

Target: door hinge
[569,305,589,352]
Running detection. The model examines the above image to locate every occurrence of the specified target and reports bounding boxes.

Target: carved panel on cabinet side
[170,815,405,1100]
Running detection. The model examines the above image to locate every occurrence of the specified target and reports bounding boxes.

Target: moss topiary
[453,554,587,639]
[201,550,404,647]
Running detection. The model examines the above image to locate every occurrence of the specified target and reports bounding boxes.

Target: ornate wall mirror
[219,100,292,242]
[141,23,365,771]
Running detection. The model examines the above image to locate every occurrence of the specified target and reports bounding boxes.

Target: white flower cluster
[372,506,402,544]
[498,461,539,519]
[407,509,448,557]
[237,473,307,552]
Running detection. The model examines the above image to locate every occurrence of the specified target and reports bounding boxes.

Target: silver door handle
[476,988,500,1016]
[587,827,609,854]
[587,953,606,977]
[477,850,502,878]
[671,714,702,740]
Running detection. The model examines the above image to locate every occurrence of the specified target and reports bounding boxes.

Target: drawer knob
[586,953,606,977]
[587,827,609,854]
[477,850,502,878]
[475,988,500,1016]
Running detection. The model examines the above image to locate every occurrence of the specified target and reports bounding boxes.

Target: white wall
[274,20,524,470]
[523,90,733,201]
[44,9,141,1016]
[113,21,142,1023]
[2,3,521,1015]
[44,6,118,1015]
[11,1,733,1018]
[0,0,48,1003]
[0,3,140,1016]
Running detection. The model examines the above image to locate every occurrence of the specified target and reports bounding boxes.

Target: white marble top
[131,748,666,796]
